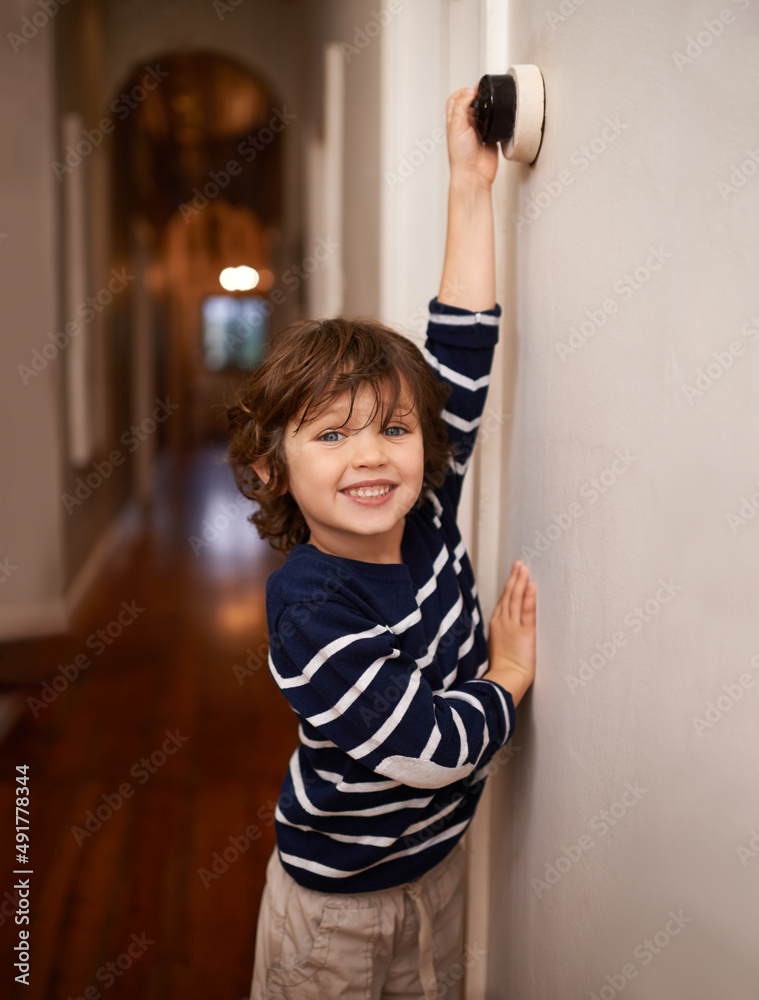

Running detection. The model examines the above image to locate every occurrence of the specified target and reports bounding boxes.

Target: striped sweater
[265,296,516,893]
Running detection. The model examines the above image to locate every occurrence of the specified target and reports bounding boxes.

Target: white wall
[0,7,66,639]
[485,1,759,997]
[298,0,386,320]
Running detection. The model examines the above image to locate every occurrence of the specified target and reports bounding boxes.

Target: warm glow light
[236,266,259,290]
[219,265,260,291]
[219,267,239,290]
[257,268,274,291]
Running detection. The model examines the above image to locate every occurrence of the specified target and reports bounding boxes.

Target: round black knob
[470,74,517,144]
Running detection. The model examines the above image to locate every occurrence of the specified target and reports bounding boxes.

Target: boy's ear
[252,461,270,485]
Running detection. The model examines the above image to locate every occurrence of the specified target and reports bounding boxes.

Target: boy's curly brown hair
[226,315,455,554]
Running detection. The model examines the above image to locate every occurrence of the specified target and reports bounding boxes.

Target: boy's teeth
[346,485,392,497]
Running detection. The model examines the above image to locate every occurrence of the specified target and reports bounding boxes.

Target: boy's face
[282,381,425,564]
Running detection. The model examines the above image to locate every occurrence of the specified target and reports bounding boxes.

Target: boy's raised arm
[437,87,498,313]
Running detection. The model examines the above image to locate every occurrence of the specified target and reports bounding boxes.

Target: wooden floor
[0,445,296,1000]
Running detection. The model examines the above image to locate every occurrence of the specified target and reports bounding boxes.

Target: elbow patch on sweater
[376,755,476,790]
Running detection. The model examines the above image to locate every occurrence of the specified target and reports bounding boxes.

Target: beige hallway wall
[485,1,759,996]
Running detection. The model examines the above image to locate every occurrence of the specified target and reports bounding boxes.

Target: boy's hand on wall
[445,87,499,188]
[483,561,537,707]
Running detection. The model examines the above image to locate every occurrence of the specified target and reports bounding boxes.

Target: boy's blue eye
[384,426,406,437]
[318,430,343,442]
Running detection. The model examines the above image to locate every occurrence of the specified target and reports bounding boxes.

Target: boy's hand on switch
[445,87,499,187]
[483,560,537,706]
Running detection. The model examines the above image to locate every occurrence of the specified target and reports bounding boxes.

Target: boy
[228,88,536,1000]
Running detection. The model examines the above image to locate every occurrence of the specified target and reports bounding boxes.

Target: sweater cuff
[427,297,502,349]
[469,678,517,744]
[429,296,502,318]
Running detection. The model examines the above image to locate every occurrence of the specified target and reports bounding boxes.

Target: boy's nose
[350,431,387,467]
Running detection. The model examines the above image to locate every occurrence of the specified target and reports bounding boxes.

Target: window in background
[201,295,268,371]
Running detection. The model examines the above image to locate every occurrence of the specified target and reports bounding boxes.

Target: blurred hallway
[0,1,458,994]
[0,446,293,1000]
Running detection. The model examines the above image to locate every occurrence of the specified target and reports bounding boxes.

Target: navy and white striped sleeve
[422,296,501,512]
[269,599,514,790]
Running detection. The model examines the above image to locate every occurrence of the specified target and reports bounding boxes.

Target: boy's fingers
[448,86,475,105]
[446,90,467,123]
[493,562,520,622]
[508,564,529,620]
[521,581,537,626]
[496,561,520,612]
[447,88,477,131]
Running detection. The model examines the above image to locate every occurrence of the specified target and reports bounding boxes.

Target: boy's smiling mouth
[340,480,397,500]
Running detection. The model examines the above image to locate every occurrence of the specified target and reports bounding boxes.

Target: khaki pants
[250,840,470,999]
